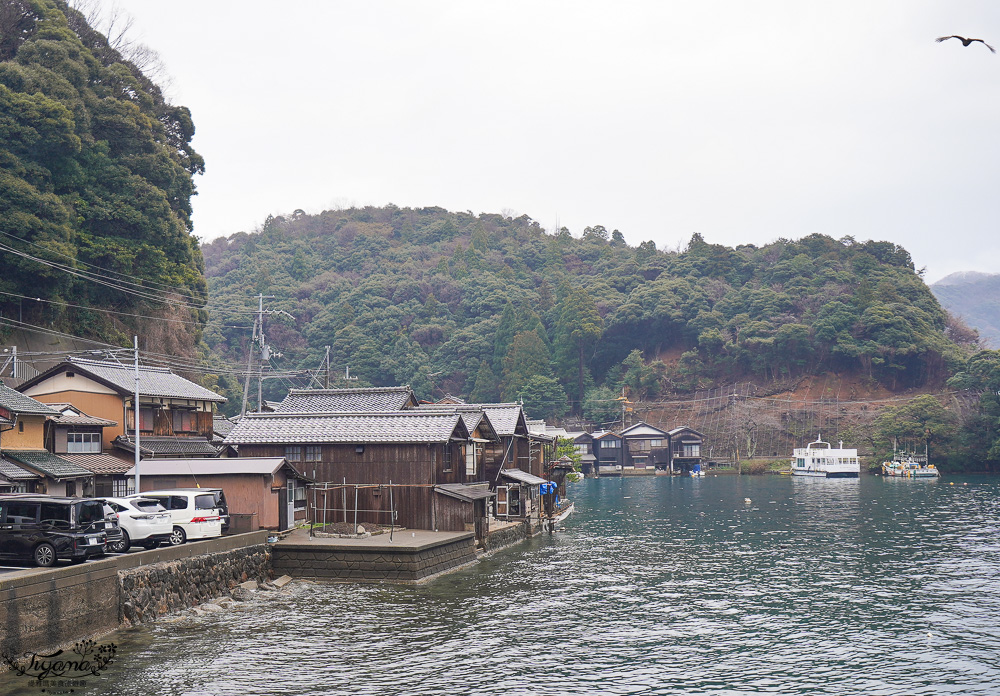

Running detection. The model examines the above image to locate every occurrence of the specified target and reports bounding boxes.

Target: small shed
[127,457,312,530]
[434,483,494,541]
[497,468,547,520]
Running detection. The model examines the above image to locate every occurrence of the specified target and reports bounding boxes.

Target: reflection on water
[7,474,1000,695]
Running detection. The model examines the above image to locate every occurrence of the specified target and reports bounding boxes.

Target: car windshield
[195,494,217,510]
[131,499,166,512]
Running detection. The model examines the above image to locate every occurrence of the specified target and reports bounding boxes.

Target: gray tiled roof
[4,450,94,479]
[22,358,225,402]
[224,411,467,445]
[113,436,220,457]
[0,457,39,480]
[45,404,118,427]
[410,406,499,441]
[478,404,524,436]
[274,387,416,413]
[213,415,235,437]
[59,453,135,475]
[0,384,59,416]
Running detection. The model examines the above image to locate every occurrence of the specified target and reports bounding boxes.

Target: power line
[0,289,252,329]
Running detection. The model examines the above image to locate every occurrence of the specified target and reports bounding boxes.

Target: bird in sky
[936,35,996,53]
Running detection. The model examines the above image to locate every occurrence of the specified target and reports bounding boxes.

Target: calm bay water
[10,474,1000,696]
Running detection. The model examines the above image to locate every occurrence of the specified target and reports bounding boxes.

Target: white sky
[114,1,1000,283]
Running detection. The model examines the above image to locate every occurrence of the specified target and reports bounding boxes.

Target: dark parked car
[0,496,107,566]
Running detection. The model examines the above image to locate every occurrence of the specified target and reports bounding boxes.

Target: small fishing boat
[690,463,704,477]
[881,449,939,478]
[791,436,860,478]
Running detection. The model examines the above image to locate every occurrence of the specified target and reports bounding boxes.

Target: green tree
[501,330,553,401]
[553,285,603,412]
[519,375,568,420]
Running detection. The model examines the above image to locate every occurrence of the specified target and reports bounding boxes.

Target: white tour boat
[791,437,860,478]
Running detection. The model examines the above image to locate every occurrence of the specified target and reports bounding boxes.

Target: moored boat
[791,437,860,478]
[882,455,939,478]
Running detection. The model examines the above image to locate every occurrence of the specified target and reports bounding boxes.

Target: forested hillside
[0,0,206,355]
[202,206,977,420]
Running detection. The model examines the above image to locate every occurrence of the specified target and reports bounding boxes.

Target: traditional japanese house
[668,426,705,473]
[592,431,625,476]
[620,422,670,471]
[418,402,553,482]
[0,384,94,495]
[222,410,493,538]
[573,432,596,475]
[44,403,134,497]
[17,358,226,454]
[126,457,313,531]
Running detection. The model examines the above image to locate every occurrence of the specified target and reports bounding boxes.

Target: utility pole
[324,346,331,389]
[240,293,288,416]
[133,336,141,494]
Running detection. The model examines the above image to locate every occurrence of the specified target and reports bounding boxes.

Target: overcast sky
[113,1,1000,283]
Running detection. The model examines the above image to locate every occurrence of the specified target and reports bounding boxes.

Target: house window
[139,408,154,431]
[575,444,591,455]
[67,432,101,453]
[305,445,322,462]
[683,444,701,458]
[465,444,476,476]
[18,422,24,433]
[285,446,302,462]
[112,477,134,497]
[650,439,662,447]
[601,439,620,448]
[442,446,452,473]
[172,410,195,433]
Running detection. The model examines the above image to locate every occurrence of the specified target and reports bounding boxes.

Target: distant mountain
[201,206,973,419]
[931,272,1000,348]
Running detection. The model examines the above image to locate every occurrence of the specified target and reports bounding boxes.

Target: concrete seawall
[0,531,270,658]
[272,529,478,583]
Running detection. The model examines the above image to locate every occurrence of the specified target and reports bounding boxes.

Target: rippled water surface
[12,474,1000,695]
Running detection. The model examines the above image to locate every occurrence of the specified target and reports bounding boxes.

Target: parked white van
[131,489,227,545]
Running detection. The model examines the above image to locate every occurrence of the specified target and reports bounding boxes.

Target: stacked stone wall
[120,545,271,625]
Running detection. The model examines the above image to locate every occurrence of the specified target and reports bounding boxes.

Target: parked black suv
[0,496,108,566]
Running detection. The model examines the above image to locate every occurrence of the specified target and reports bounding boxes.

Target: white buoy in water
[744,498,752,504]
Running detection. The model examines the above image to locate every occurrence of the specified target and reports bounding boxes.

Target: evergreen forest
[201,207,979,423]
[0,0,206,356]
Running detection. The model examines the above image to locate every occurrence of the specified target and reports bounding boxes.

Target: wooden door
[496,486,508,517]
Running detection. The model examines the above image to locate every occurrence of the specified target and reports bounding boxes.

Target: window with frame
[465,444,477,476]
[601,439,621,449]
[650,439,663,447]
[304,445,322,462]
[67,432,101,453]
[172,410,195,433]
[683,443,701,457]
[139,407,154,431]
[285,445,302,462]
[575,443,591,454]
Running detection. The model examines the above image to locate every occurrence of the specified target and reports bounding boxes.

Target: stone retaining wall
[482,519,534,553]
[120,544,270,626]
[0,531,269,658]
[273,534,477,582]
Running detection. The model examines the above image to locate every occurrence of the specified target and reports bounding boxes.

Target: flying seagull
[936,35,996,53]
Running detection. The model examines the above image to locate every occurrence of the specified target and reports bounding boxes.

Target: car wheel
[142,540,161,550]
[168,526,187,545]
[109,529,131,554]
[33,543,56,567]
[70,556,87,564]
